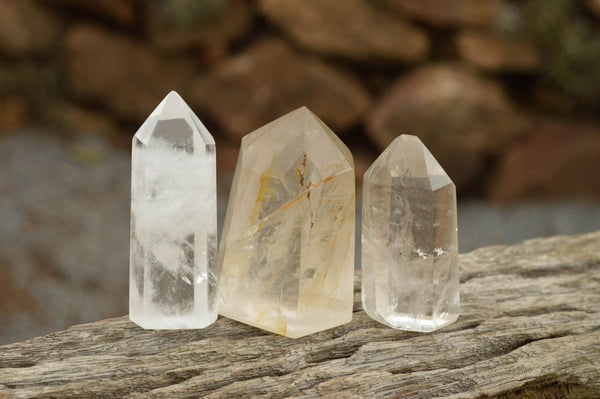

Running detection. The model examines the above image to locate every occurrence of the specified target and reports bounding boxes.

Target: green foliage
[149,0,228,30]
[524,0,600,106]
[69,144,105,166]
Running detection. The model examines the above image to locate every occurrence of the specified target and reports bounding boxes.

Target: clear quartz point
[361,134,459,332]
[130,91,217,329]
[218,107,355,338]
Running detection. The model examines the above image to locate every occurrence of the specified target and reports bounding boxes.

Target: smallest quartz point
[361,134,459,332]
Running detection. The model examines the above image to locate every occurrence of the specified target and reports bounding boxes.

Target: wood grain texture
[1,231,600,398]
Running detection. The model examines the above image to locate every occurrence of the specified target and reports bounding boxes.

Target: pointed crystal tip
[155,91,188,119]
[134,91,214,147]
[240,106,353,174]
[365,134,452,191]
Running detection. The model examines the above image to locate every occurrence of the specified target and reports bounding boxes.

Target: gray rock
[0,131,130,344]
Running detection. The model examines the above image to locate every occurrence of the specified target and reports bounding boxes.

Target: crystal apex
[134,91,214,146]
[365,134,452,191]
[240,106,353,172]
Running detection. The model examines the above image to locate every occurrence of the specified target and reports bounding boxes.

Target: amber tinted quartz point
[218,107,355,338]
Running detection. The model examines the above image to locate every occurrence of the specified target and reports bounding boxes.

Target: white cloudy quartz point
[361,134,459,332]
[129,91,217,329]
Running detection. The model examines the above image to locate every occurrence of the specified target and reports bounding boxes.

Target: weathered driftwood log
[1,231,600,398]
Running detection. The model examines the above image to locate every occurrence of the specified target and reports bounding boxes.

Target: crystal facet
[130,91,217,329]
[218,107,355,338]
[361,134,459,332]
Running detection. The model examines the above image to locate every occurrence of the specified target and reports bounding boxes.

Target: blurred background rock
[1,0,599,343]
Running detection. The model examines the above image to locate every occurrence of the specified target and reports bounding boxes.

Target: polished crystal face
[361,134,459,332]
[130,91,217,329]
[218,107,355,338]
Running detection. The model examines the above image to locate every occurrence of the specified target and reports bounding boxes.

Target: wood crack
[460,260,600,283]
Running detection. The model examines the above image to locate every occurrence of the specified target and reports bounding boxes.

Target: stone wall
[1,0,600,200]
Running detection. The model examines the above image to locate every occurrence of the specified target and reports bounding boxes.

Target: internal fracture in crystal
[218,107,355,338]
[130,91,217,329]
[361,134,459,332]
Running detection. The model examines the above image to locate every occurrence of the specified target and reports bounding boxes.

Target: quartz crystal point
[361,134,459,332]
[130,91,217,329]
[218,107,355,338]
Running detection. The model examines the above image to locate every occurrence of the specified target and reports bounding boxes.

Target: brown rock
[0,97,29,132]
[190,39,370,139]
[216,140,239,175]
[259,0,429,63]
[147,0,252,53]
[531,86,578,115]
[0,0,61,58]
[589,0,600,20]
[456,31,540,72]
[63,24,195,123]
[0,64,30,130]
[379,0,505,27]
[215,140,240,200]
[38,0,136,26]
[352,147,377,189]
[367,64,527,189]
[489,118,600,202]
[0,267,38,325]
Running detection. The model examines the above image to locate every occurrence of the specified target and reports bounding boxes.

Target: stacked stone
[1,0,599,201]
